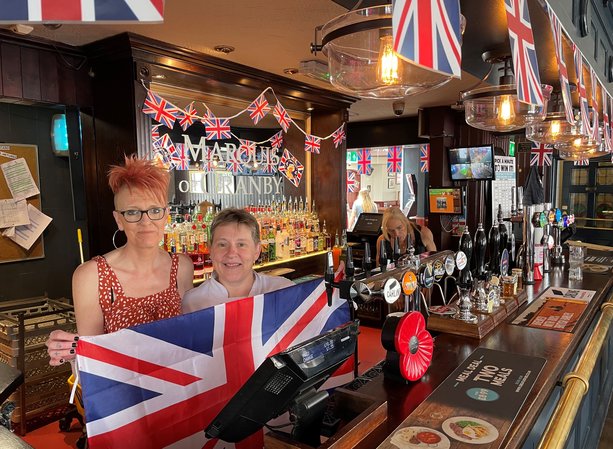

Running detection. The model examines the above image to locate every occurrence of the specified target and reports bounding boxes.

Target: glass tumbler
[568,246,585,281]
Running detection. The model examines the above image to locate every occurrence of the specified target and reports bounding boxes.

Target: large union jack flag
[0,0,164,22]
[305,135,321,154]
[392,0,462,78]
[547,8,574,124]
[142,91,180,129]
[356,149,372,175]
[530,142,553,167]
[573,45,598,141]
[204,118,232,140]
[504,0,544,106]
[273,102,292,132]
[178,102,199,131]
[387,146,402,173]
[420,144,430,173]
[76,279,352,449]
[247,93,271,125]
[332,124,346,149]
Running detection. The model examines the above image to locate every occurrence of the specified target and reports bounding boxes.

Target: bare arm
[73,260,105,336]
[375,235,383,267]
[420,225,437,252]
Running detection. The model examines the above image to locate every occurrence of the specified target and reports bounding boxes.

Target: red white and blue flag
[589,67,601,144]
[247,93,271,125]
[76,279,351,449]
[332,124,346,149]
[0,0,164,22]
[202,147,215,173]
[278,149,304,187]
[178,102,199,131]
[573,45,597,141]
[269,131,284,150]
[347,170,358,193]
[238,139,257,162]
[226,148,244,174]
[387,146,402,173]
[142,90,180,129]
[170,143,190,171]
[420,144,430,173]
[604,94,612,153]
[504,0,544,106]
[574,159,589,166]
[273,102,292,132]
[261,151,278,174]
[305,135,321,154]
[356,149,372,175]
[547,8,575,124]
[392,0,462,78]
[530,142,553,167]
[204,118,232,140]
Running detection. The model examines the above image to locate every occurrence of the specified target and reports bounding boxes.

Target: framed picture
[387,178,395,189]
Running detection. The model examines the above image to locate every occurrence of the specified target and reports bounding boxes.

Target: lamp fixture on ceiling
[461,51,551,132]
[555,123,606,159]
[525,111,582,146]
[310,4,461,99]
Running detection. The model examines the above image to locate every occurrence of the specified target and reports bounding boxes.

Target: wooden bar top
[352,258,613,449]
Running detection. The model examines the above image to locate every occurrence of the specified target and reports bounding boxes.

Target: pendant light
[312,4,462,99]
[526,111,582,145]
[554,120,603,157]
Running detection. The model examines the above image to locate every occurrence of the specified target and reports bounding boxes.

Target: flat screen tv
[448,145,495,180]
[204,320,359,444]
[428,187,463,215]
[351,212,383,235]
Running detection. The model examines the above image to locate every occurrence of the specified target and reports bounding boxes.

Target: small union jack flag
[387,146,402,173]
[547,9,574,124]
[269,130,284,149]
[226,148,244,174]
[273,102,292,132]
[204,118,231,140]
[170,143,190,171]
[247,93,271,125]
[260,150,278,174]
[305,135,321,154]
[505,0,544,106]
[603,94,612,153]
[573,45,598,141]
[392,0,462,77]
[278,149,304,187]
[142,90,180,128]
[356,149,372,175]
[332,124,346,148]
[589,67,601,144]
[574,159,589,166]
[347,170,358,193]
[420,144,430,173]
[530,142,553,167]
[201,103,214,120]
[201,147,215,172]
[178,102,199,131]
[239,139,257,163]
[151,124,160,143]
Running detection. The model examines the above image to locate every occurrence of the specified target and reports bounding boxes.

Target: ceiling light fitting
[525,111,582,146]
[311,5,460,99]
[213,45,235,55]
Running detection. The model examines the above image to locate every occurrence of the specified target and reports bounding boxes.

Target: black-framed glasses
[117,207,166,223]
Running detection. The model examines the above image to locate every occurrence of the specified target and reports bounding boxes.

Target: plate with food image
[390,426,450,449]
[442,416,499,444]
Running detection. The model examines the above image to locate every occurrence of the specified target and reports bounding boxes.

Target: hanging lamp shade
[320,5,458,99]
[461,84,552,132]
[526,111,582,145]
[555,121,604,157]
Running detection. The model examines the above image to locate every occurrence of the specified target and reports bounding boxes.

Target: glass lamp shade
[554,122,603,156]
[558,146,609,160]
[462,84,552,132]
[526,112,581,145]
[321,5,454,99]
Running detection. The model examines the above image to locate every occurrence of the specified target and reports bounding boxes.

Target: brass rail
[536,293,613,449]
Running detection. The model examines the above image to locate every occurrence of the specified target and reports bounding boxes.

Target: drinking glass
[568,246,585,281]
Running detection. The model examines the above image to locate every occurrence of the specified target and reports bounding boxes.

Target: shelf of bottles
[161,196,344,284]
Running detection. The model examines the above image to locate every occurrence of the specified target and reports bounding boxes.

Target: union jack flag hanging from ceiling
[226,148,244,174]
[392,0,462,78]
[261,151,278,174]
[356,149,372,175]
[305,135,321,154]
[589,67,601,144]
[574,159,589,166]
[270,131,284,149]
[204,118,232,140]
[347,170,358,193]
[387,146,402,173]
[278,149,304,187]
[504,0,544,106]
[0,0,164,22]
[420,144,430,173]
[170,143,190,171]
[76,279,352,449]
[238,139,257,162]
[604,94,612,153]
[530,142,553,167]
[573,45,597,141]
[247,93,271,125]
[332,124,346,148]
[273,102,292,132]
[547,8,575,124]
[177,102,199,131]
[142,91,180,129]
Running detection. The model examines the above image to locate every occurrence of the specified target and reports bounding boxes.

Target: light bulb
[550,120,561,137]
[573,137,582,147]
[497,95,515,124]
[377,33,402,85]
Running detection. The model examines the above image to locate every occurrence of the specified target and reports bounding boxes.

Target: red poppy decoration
[394,312,433,381]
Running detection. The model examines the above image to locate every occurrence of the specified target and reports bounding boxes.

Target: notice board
[0,143,44,263]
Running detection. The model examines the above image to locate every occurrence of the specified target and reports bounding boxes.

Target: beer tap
[379,240,389,272]
[345,245,355,279]
[473,223,487,279]
[488,218,501,276]
[551,208,564,266]
[362,242,373,276]
[458,227,473,288]
[541,207,553,273]
[393,236,402,265]
[324,251,335,306]
[498,204,508,258]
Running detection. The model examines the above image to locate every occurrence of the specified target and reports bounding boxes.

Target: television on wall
[428,187,463,215]
[448,145,495,181]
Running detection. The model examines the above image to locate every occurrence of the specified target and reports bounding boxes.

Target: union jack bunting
[347,170,358,193]
[387,146,403,173]
[151,124,160,143]
[204,118,232,140]
[504,0,544,105]
[574,159,589,166]
[261,151,277,174]
[420,144,430,173]
[589,67,601,144]
[392,0,462,77]
[142,90,180,129]
[226,148,244,174]
[76,279,352,449]
[178,102,198,131]
[604,95,612,153]
[273,102,292,132]
[201,147,215,172]
[332,124,346,148]
[201,103,214,120]
[305,135,321,154]
[278,149,304,187]
[270,130,284,149]
[572,45,595,140]
[0,0,164,22]
[530,142,553,167]
[170,143,190,171]
[238,139,257,162]
[547,8,575,124]
[356,149,372,175]
[247,93,271,125]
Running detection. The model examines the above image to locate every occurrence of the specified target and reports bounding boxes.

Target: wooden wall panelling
[39,51,59,103]
[20,46,40,101]
[1,43,22,99]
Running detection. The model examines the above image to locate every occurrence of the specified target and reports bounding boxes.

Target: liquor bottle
[260,225,269,264]
[311,225,319,253]
[488,219,501,275]
[323,221,331,250]
[268,226,276,262]
[275,225,285,260]
[163,215,173,252]
[288,223,296,258]
[332,231,342,268]
[473,223,487,279]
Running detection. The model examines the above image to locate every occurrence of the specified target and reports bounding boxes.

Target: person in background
[348,187,379,231]
[376,206,436,263]
[182,208,294,312]
[47,155,194,365]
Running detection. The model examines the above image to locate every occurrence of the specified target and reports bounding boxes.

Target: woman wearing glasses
[47,156,193,364]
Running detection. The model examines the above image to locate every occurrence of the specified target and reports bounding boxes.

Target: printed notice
[2,203,52,250]
[1,157,40,200]
[0,199,30,228]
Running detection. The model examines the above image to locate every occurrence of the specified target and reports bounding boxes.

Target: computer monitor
[448,145,495,180]
[204,320,359,444]
[352,212,383,235]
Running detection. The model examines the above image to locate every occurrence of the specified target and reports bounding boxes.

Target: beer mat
[511,287,596,332]
[581,263,613,274]
[377,348,546,449]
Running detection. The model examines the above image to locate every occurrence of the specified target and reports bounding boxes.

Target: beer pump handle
[324,251,335,306]
[345,245,355,278]
[393,236,401,262]
[379,240,388,272]
[363,242,372,274]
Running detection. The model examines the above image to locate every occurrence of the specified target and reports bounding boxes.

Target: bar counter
[334,258,613,449]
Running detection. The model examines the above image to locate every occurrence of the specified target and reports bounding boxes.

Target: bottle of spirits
[268,226,276,262]
[323,221,331,250]
[332,231,342,269]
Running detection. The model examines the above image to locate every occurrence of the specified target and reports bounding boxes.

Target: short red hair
[108,155,169,205]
